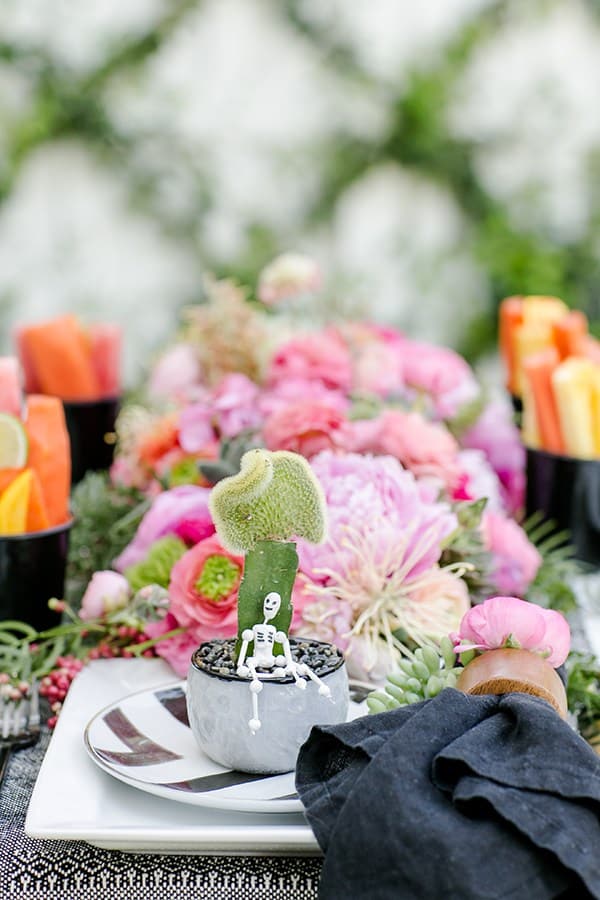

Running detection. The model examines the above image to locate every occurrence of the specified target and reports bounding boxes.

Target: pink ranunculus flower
[147,343,203,401]
[400,338,480,419]
[114,485,215,572]
[257,253,322,305]
[267,331,353,393]
[453,596,570,667]
[482,511,542,597]
[463,399,526,515]
[348,409,461,491]
[262,400,351,458]
[80,571,130,621]
[167,534,244,644]
[212,373,263,438]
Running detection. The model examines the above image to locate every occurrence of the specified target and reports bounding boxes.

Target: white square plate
[25,658,321,855]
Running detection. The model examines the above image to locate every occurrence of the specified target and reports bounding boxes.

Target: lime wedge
[0,413,29,468]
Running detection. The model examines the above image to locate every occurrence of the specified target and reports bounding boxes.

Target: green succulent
[209,448,327,553]
[367,637,462,714]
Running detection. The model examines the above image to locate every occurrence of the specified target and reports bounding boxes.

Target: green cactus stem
[209,448,326,554]
[209,448,327,659]
[236,540,298,656]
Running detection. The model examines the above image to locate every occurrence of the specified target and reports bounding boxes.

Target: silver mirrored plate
[84,682,303,814]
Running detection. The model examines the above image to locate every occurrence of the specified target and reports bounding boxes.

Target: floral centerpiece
[0,254,592,743]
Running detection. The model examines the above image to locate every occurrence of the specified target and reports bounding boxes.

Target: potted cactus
[186,448,349,774]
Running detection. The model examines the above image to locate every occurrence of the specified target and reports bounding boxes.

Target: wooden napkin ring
[456,648,568,719]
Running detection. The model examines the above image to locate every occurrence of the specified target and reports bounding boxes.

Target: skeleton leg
[246,658,263,733]
[297,663,332,698]
[276,632,307,690]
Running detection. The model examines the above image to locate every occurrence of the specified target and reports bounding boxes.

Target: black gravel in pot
[191,637,345,683]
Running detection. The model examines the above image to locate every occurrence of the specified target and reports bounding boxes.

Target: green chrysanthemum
[125,535,187,592]
[195,554,242,603]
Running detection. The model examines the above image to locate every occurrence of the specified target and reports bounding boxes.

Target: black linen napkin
[295,689,600,900]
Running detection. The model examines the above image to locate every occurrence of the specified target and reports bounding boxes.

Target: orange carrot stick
[523,348,565,454]
[25,395,71,527]
[499,296,523,396]
[552,310,588,360]
[26,469,50,532]
[19,316,99,400]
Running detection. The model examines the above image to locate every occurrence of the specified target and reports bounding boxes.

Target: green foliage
[209,448,327,553]
[566,652,600,747]
[125,535,187,592]
[67,472,149,607]
[367,638,461,714]
[440,498,492,599]
[523,512,579,613]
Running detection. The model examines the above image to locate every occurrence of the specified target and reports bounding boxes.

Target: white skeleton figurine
[237,591,331,733]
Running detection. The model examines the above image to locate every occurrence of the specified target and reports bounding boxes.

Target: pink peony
[148,343,202,401]
[267,331,353,393]
[348,409,460,491]
[482,511,542,597]
[400,339,480,419]
[406,569,470,640]
[258,253,322,305]
[114,485,215,571]
[463,399,525,515]
[263,400,351,458]
[453,595,570,667]
[212,373,263,437]
[144,612,200,677]
[168,535,244,643]
[80,571,130,621]
[298,451,457,586]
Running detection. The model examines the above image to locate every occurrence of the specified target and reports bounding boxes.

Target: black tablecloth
[0,731,321,900]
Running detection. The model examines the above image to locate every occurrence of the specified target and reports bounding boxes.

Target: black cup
[526,447,600,566]
[510,393,523,428]
[63,396,120,485]
[0,520,73,631]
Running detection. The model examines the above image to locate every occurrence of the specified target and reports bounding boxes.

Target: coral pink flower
[263,400,351,458]
[348,409,461,491]
[168,535,244,644]
[114,485,215,571]
[267,331,353,392]
[482,511,542,597]
[80,571,130,621]
[453,596,570,667]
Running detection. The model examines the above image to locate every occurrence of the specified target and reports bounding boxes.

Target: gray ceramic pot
[187,638,348,774]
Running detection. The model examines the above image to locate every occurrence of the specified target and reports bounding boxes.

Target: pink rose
[114,485,215,571]
[263,400,351,458]
[267,331,353,392]
[259,378,349,418]
[482,511,542,597]
[454,596,570,667]
[80,571,130,621]
[348,409,460,491]
[400,339,480,419]
[168,535,244,643]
